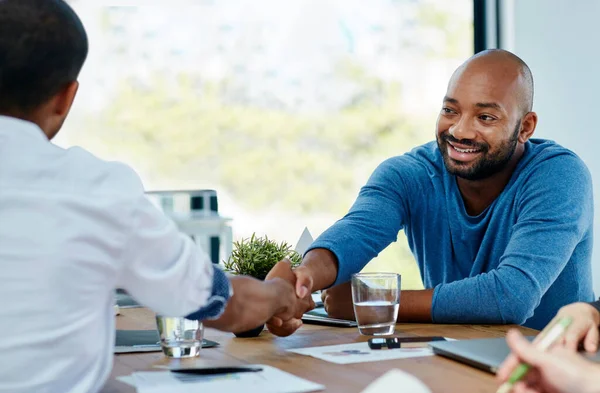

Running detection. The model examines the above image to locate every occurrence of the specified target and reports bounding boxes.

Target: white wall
[502,0,600,293]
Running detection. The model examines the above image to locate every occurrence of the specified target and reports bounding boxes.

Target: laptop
[301,306,357,327]
[430,337,600,374]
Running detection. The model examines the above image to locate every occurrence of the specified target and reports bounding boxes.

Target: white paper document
[294,227,314,256]
[129,364,324,393]
[288,342,434,365]
[360,369,431,393]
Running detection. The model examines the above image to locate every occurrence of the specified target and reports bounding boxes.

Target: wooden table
[103,308,536,393]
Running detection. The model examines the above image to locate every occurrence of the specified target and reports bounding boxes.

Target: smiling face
[436,51,534,181]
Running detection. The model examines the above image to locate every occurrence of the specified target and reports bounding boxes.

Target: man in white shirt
[0,1,303,392]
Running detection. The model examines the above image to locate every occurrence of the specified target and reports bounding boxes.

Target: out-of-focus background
[56,0,600,292]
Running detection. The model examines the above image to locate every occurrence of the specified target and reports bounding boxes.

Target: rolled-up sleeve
[186,266,231,320]
[118,196,231,319]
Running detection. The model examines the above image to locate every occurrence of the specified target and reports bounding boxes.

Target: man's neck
[0,111,51,140]
[456,144,525,216]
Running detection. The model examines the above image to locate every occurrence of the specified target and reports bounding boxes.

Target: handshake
[206,247,347,337]
[263,260,317,337]
[211,259,317,337]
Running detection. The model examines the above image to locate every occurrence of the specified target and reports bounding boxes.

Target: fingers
[293,266,313,299]
[291,293,315,319]
[513,381,541,393]
[497,353,521,382]
[267,316,283,327]
[266,259,295,283]
[322,283,355,320]
[265,264,316,337]
[584,324,599,352]
[563,319,589,351]
[267,318,303,337]
[505,329,546,368]
[553,303,600,352]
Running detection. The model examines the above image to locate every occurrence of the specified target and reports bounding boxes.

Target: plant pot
[234,324,264,338]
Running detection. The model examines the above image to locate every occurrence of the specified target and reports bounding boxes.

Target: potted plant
[224,233,302,337]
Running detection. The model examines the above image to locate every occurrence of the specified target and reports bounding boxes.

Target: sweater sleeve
[307,157,418,286]
[432,154,593,325]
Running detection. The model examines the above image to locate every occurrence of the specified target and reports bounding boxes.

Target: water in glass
[155,316,203,358]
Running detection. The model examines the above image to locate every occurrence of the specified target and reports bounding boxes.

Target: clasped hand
[264,260,316,336]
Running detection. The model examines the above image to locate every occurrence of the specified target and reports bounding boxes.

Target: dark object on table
[233,324,264,338]
[171,366,263,375]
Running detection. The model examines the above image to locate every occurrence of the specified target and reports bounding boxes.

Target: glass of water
[155,316,203,358]
[351,273,401,336]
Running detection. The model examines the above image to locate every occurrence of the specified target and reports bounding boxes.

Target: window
[59,0,474,289]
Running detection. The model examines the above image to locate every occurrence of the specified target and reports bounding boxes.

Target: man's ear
[518,111,538,143]
[54,81,79,118]
[43,81,79,139]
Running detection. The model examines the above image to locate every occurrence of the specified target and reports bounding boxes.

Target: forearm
[203,276,278,333]
[299,248,339,291]
[397,289,433,322]
[432,268,539,325]
[203,297,243,332]
[203,276,253,332]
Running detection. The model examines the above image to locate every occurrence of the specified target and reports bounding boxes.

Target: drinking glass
[351,273,401,336]
[155,316,203,358]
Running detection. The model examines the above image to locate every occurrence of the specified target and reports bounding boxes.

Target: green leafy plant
[224,233,302,281]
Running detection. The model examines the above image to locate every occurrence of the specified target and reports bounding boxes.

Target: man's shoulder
[368,142,443,198]
[379,141,443,175]
[522,139,590,180]
[515,139,592,208]
[60,146,145,199]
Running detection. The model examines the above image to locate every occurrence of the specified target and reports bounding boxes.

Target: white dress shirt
[0,116,229,393]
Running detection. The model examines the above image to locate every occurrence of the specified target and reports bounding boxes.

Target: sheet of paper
[294,227,314,256]
[131,364,324,393]
[360,369,431,393]
[310,293,323,307]
[287,342,434,365]
[116,375,136,387]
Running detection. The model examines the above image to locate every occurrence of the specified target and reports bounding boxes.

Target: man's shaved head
[449,49,534,116]
[436,49,538,182]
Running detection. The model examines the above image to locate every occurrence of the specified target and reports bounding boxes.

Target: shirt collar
[0,115,49,142]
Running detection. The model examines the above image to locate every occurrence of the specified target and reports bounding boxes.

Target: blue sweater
[309,139,594,329]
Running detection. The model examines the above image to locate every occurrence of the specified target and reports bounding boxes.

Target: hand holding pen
[496,317,600,393]
[496,317,572,393]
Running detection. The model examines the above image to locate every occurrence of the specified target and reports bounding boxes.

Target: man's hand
[498,302,600,381]
[554,302,600,351]
[497,329,600,393]
[322,281,355,320]
[264,249,340,336]
[265,261,315,337]
[204,275,298,334]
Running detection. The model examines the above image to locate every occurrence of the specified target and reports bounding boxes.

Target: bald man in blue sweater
[266,49,594,335]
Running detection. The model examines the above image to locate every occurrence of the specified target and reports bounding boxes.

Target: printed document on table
[360,369,431,393]
[130,364,324,393]
[288,342,434,365]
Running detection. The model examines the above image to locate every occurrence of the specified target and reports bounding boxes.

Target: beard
[437,120,520,181]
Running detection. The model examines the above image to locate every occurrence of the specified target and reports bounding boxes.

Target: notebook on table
[301,307,357,328]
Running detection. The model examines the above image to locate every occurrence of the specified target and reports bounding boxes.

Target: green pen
[496,316,573,393]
